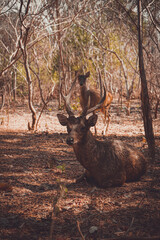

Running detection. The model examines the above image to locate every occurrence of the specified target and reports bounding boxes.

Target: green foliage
[57,164,66,173]
[68,24,90,49]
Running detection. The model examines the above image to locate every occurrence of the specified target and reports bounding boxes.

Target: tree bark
[154,98,159,119]
[23,47,37,130]
[55,0,66,108]
[137,0,155,159]
[18,0,37,131]
[12,69,16,101]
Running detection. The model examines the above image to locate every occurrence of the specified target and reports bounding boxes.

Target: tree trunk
[24,50,36,130]
[12,69,16,101]
[0,93,5,110]
[18,1,36,131]
[56,0,66,108]
[137,0,155,159]
[154,98,159,119]
[20,42,36,130]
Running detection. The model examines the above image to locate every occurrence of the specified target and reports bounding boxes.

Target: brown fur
[57,114,147,188]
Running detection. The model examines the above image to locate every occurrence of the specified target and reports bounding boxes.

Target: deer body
[78,71,113,135]
[57,114,147,188]
[58,76,147,188]
[73,134,147,187]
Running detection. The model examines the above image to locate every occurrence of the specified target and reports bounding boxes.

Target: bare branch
[145,4,160,33]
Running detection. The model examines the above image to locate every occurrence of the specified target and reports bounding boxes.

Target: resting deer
[57,79,147,188]
[78,71,113,135]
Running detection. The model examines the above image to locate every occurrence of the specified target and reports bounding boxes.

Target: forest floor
[0,98,160,240]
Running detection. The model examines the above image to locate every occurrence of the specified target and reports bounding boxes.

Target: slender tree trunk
[12,69,16,101]
[18,0,36,130]
[20,36,36,130]
[24,49,36,130]
[56,0,66,108]
[154,98,159,119]
[0,93,5,110]
[137,0,155,159]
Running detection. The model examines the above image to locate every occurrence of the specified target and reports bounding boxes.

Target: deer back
[86,89,113,114]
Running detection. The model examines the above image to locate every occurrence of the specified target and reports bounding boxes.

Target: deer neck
[80,85,88,97]
[80,85,89,109]
[73,131,97,170]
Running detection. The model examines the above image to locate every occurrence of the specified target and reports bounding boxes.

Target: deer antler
[81,86,106,117]
[60,75,77,116]
[98,68,103,97]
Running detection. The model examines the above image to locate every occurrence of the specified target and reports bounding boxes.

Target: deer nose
[80,81,83,86]
[66,137,74,145]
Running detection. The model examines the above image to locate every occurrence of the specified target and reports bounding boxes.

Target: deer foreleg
[76,170,92,183]
[103,114,111,136]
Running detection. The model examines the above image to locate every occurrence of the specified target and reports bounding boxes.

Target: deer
[77,71,113,135]
[57,78,147,188]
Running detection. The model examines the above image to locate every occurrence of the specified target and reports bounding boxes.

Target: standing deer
[78,71,113,135]
[57,80,147,188]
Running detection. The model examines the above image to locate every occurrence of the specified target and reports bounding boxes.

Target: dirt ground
[0,99,160,240]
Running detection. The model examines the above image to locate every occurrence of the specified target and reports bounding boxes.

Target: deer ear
[86,71,90,78]
[57,114,68,126]
[86,114,98,127]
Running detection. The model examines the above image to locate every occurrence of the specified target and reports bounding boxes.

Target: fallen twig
[77,220,85,240]
[124,217,135,236]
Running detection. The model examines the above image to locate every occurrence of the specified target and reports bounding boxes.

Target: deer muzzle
[79,80,84,86]
[66,136,74,145]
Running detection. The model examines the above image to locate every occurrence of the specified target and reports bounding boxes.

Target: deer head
[78,71,90,87]
[57,113,98,145]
